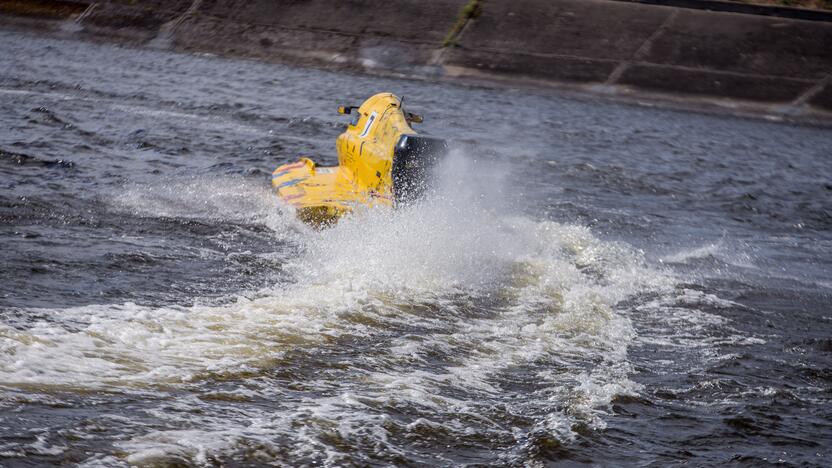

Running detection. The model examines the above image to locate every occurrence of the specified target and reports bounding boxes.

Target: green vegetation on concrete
[442,0,482,47]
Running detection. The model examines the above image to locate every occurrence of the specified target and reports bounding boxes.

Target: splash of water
[0,150,674,464]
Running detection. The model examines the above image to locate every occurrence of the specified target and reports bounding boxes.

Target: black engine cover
[391,135,448,205]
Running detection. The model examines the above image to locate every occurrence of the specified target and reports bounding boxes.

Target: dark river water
[1,28,831,467]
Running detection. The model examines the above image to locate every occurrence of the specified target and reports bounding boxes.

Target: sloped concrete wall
[3,0,831,115]
[616,7,832,102]
[173,0,464,71]
[444,0,671,83]
[442,0,832,109]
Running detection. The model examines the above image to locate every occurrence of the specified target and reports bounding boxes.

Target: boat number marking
[359,112,377,138]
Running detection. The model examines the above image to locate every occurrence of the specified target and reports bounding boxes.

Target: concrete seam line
[167,0,202,34]
[606,9,680,85]
[441,66,832,125]
[73,2,95,24]
[791,73,832,106]
[450,46,623,64]
[615,0,832,23]
[442,44,814,83]
[626,61,818,82]
[77,3,188,18]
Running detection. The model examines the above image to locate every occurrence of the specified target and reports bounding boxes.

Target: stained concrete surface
[2,0,831,119]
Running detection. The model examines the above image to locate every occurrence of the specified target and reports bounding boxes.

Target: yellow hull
[271,158,392,226]
[272,93,446,227]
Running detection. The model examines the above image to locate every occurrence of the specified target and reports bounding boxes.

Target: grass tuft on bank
[442,0,483,48]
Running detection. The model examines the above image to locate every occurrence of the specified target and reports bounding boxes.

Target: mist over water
[1,30,831,466]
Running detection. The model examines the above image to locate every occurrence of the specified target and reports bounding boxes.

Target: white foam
[112,176,294,230]
[662,242,724,263]
[631,287,767,379]
[3,151,675,463]
[661,240,756,269]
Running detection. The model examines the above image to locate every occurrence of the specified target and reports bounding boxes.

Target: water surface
[1,29,831,466]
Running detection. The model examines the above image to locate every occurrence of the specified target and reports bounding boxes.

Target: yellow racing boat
[271,93,447,226]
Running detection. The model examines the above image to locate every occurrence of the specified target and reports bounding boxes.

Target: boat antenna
[400,95,405,109]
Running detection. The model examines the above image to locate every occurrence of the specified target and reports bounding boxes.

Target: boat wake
[1,151,675,465]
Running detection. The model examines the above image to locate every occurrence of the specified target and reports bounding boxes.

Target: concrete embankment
[2,0,831,119]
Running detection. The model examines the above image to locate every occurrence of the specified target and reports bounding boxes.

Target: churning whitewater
[2,30,830,466]
[2,151,672,464]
